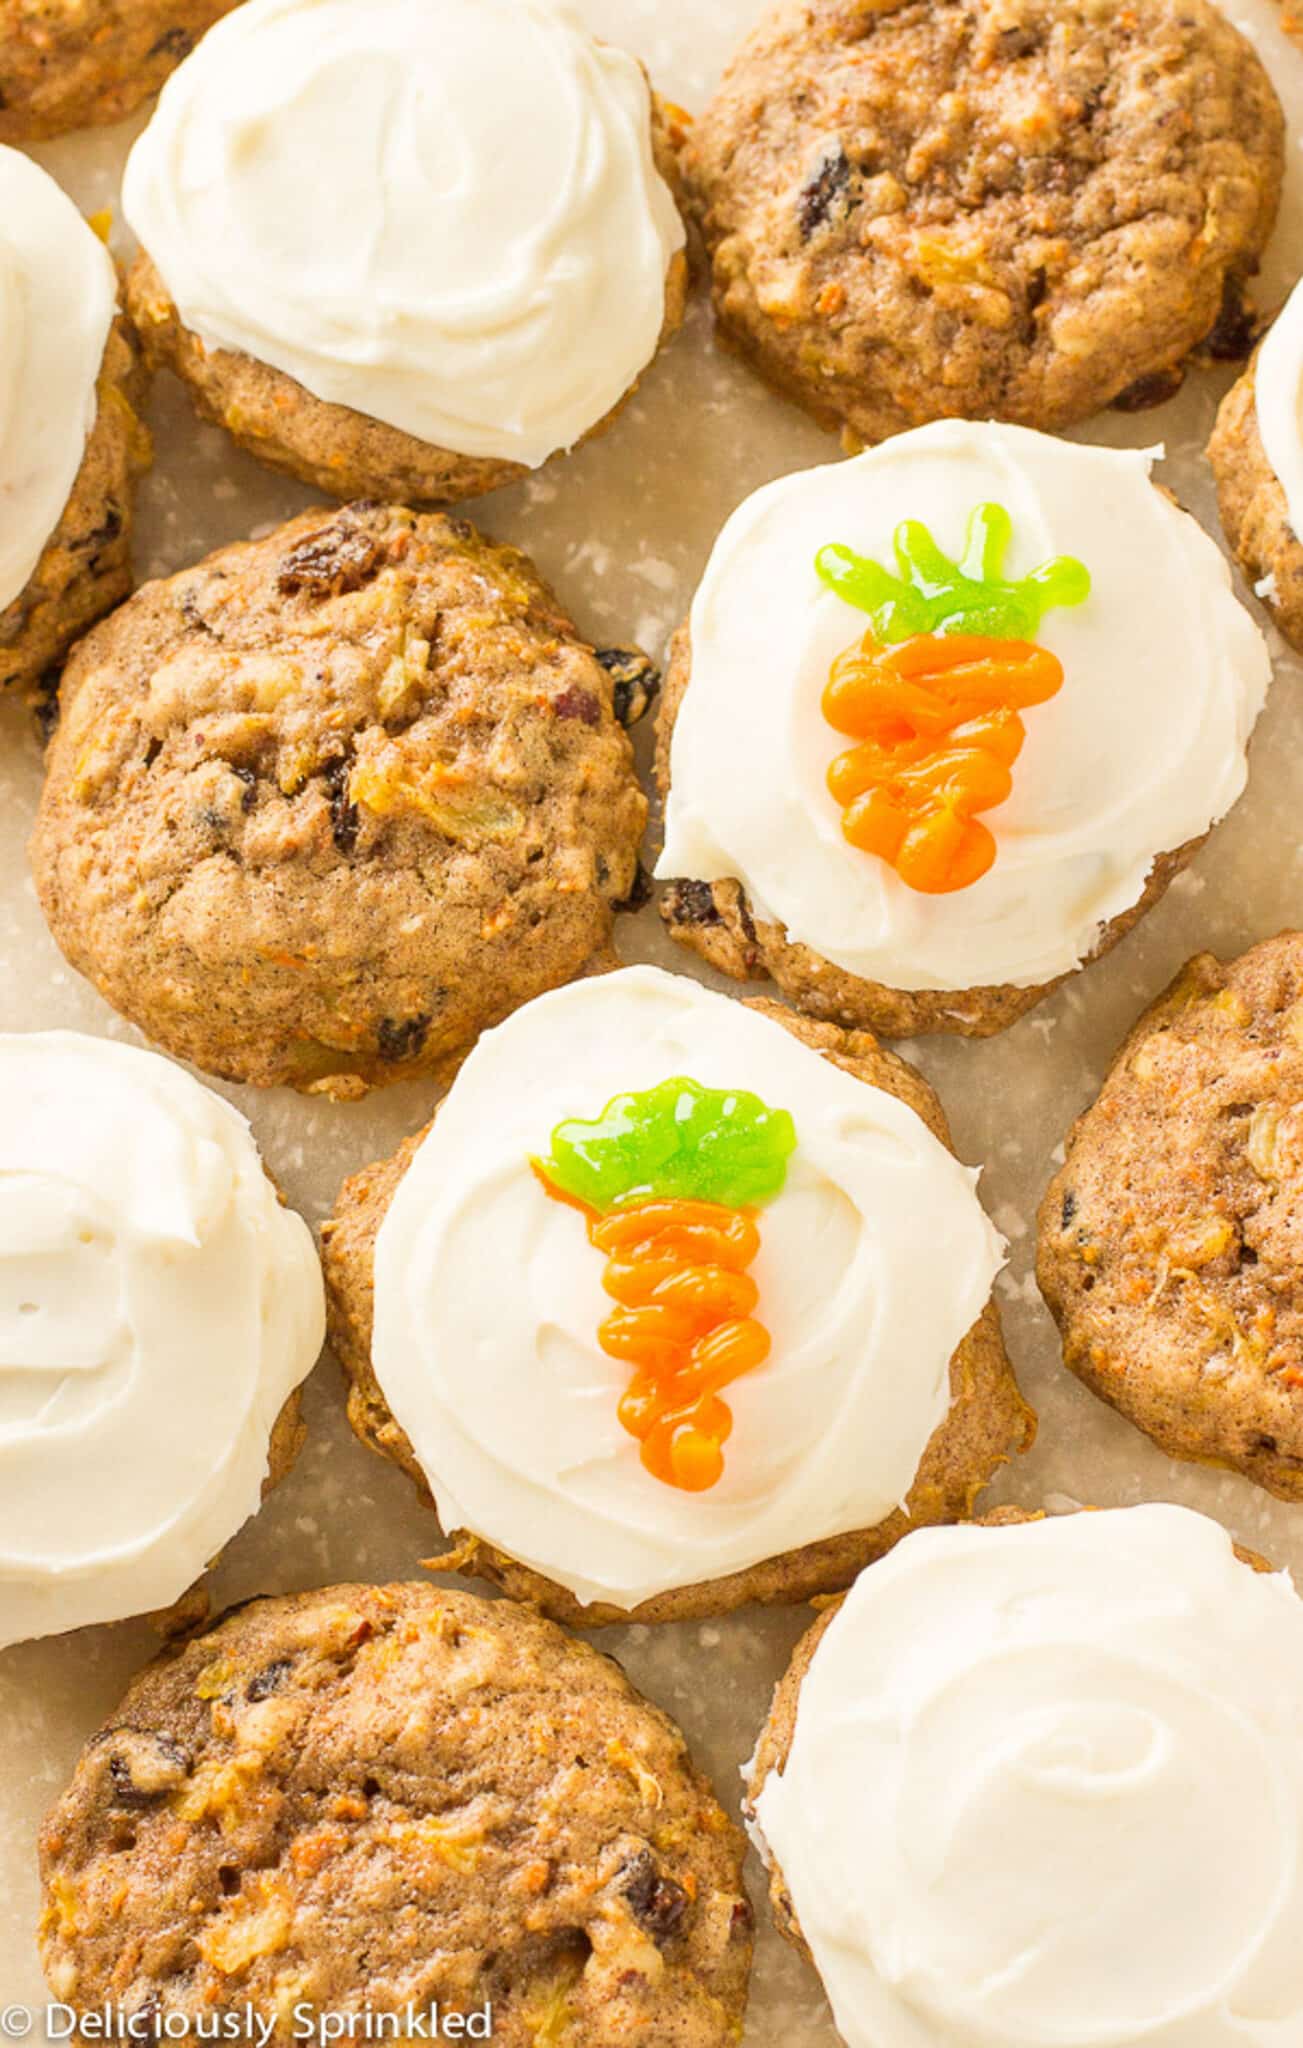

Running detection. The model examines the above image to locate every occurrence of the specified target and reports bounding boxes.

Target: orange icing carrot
[822,632,1065,895]
[533,1077,796,1492]
[538,1186,768,1491]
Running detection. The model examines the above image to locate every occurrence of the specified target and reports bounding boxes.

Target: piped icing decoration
[752,1504,1303,2048]
[655,422,1271,992]
[816,506,1090,893]
[816,503,1091,644]
[1255,277,1303,541]
[122,0,685,469]
[0,1033,324,1651]
[370,966,1006,1610]
[534,1078,796,1492]
[0,148,117,616]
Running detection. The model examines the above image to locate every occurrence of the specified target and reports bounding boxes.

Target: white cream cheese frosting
[122,0,685,469]
[0,1033,324,1651]
[0,148,116,617]
[370,965,1004,1610]
[753,1504,1303,2048]
[1255,279,1303,542]
[657,422,1270,994]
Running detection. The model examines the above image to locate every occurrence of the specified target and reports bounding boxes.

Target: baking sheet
[4,2,1303,2038]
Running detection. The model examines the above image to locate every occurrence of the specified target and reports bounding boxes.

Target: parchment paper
[4,4,1303,2038]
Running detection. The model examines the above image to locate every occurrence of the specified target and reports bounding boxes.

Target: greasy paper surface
[4,4,1303,2039]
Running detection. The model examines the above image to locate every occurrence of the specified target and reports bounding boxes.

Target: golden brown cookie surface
[0,1,240,141]
[1039,935,1303,1497]
[39,1583,753,2044]
[684,0,1282,442]
[31,503,649,1096]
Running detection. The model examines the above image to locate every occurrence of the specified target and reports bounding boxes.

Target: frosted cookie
[0,148,150,696]
[121,0,688,506]
[39,1582,753,2042]
[30,503,648,1098]
[0,2,239,142]
[321,965,1032,1626]
[0,1032,323,1652]
[656,421,1271,1038]
[1209,277,1303,651]
[746,1504,1303,2048]
[685,0,1282,444]
[1039,933,1303,1500]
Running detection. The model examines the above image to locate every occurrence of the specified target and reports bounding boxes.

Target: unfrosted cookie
[0,1,238,141]
[1209,281,1303,651]
[322,966,1032,1627]
[0,150,151,695]
[122,0,688,506]
[685,0,1282,443]
[746,1504,1303,2048]
[656,421,1270,1038]
[39,1582,754,2044]
[30,503,648,1098]
[0,1032,322,1652]
[1039,934,1303,1499]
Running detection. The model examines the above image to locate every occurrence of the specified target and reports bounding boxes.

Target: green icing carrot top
[814,500,1091,645]
[536,1075,797,1215]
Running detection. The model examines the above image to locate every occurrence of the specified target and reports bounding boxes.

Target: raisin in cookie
[30,503,648,1098]
[0,1,239,142]
[122,0,688,506]
[745,1504,1298,2048]
[1039,934,1303,1499]
[39,1583,754,2044]
[321,966,1032,1627]
[0,151,151,695]
[685,0,1282,443]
